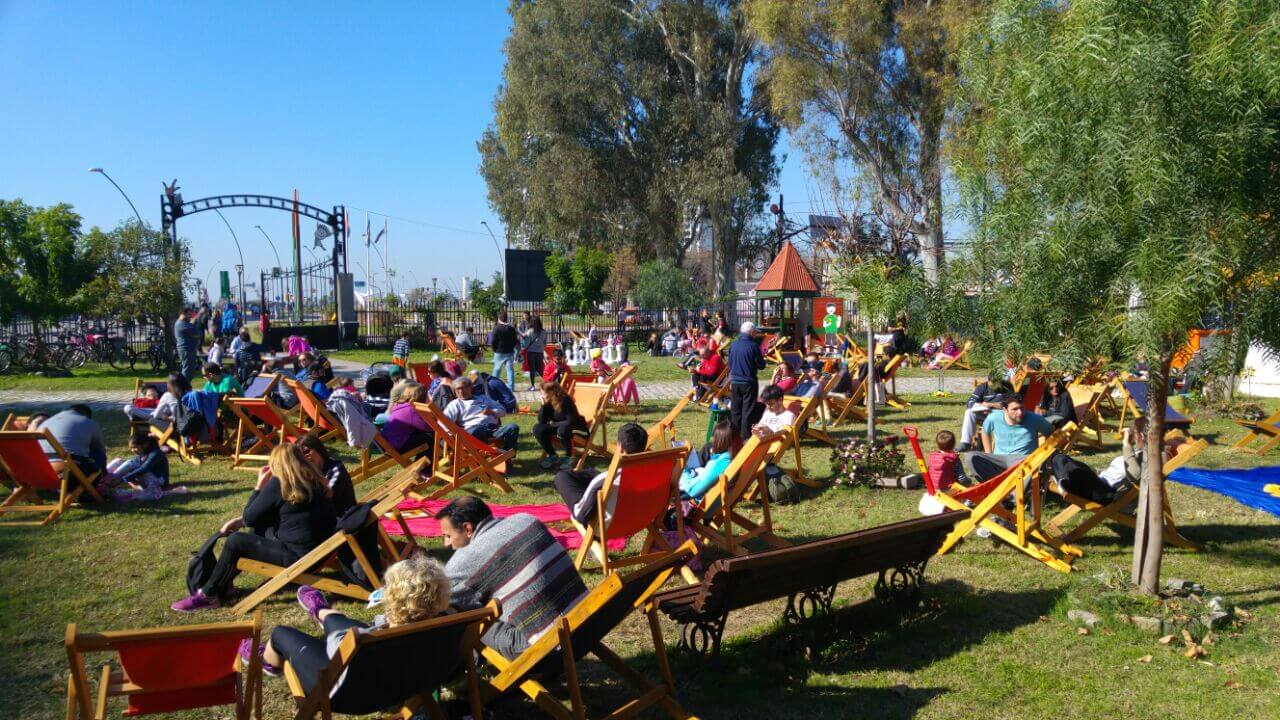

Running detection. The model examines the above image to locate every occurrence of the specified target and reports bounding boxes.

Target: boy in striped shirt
[392,330,411,368]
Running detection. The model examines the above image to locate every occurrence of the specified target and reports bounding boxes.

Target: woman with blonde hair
[171,443,336,612]
[383,379,433,456]
[247,553,451,687]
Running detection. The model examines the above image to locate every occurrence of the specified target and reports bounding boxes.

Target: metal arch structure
[160,191,350,335]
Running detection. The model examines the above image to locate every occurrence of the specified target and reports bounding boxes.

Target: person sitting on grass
[442,377,519,451]
[245,553,450,684]
[553,422,646,523]
[202,361,243,397]
[689,345,725,401]
[391,330,411,368]
[435,496,588,660]
[172,444,335,611]
[101,431,171,501]
[534,381,587,472]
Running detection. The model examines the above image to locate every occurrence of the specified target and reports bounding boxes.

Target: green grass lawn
[3,366,1280,718]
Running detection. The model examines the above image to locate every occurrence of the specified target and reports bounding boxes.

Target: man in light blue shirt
[961,393,1053,481]
[442,376,520,451]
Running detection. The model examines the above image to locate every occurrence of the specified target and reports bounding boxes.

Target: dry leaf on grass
[1184,644,1206,660]
[1158,634,1175,645]
[1138,655,1153,663]
[1077,627,1090,635]
[1224,681,1243,689]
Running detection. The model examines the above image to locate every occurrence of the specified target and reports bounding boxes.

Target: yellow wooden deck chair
[571,445,690,575]
[764,378,837,491]
[934,340,974,371]
[762,334,792,365]
[646,395,691,450]
[285,602,498,720]
[1064,384,1106,450]
[0,430,105,526]
[65,612,263,720]
[603,362,638,416]
[231,464,422,615]
[933,424,1083,573]
[562,382,613,471]
[692,360,731,408]
[1046,438,1209,550]
[685,433,790,556]
[823,366,868,428]
[0,412,28,430]
[478,546,701,720]
[1231,409,1280,455]
[412,402,516,500]
[880,354,911,409]
[840,333,869,365]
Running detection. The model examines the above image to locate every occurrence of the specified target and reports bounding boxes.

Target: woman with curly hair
[245,551,452,690]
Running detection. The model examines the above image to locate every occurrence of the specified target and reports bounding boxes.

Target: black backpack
[186,532,224,594]
[172,401,207,439]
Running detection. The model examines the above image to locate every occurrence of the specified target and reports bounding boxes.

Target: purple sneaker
[170,589,220,613]
[237,638,280,677]
[297,585,331,626]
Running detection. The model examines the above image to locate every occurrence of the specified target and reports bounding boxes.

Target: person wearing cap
[728,321,766,442]
[589,347,613,382]
[173,305,209,380]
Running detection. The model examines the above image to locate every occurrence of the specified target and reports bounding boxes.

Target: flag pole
[384,219,391,298]
[292,189,303,322]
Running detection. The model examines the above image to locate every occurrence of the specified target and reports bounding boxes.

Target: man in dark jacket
[174,305,208,380]
[469,370,518,413]
[958,370,1010,451]
[489,311,519,390]
[727,321,766,441]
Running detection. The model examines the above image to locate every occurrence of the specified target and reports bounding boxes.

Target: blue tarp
[1168,466,1280,519]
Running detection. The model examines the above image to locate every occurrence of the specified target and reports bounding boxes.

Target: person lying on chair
[246,553,449,682]
[442,377,519,452]
[553,422,646,523]
[957,370,1011,452]
[435,496,588,660]
[961,393,1052,482]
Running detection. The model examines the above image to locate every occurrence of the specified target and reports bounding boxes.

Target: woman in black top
[295,431,356,516]
[532,381,586,471]
[1039,379,1078,429]
[171,443,335,612]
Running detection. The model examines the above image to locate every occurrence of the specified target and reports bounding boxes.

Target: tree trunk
[1132,354,1172,594]
[866,324,877,442]
[711,209,737,302]
[918,116,945,287]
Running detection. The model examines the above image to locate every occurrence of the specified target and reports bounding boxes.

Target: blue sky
[0,1,822,298]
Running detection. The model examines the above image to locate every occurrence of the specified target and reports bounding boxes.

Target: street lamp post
[87,168,144,227]
[480,221,506,290]
[212,209,247,309]
[253,225,285,272]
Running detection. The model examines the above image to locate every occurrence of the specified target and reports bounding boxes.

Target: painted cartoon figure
[821,303,842,349]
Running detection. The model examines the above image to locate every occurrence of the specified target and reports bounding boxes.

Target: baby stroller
[362,370,395,419]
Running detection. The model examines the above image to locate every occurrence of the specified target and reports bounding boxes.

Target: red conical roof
[755,241,819,293]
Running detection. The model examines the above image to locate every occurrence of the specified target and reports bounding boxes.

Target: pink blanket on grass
[381,499,627,551]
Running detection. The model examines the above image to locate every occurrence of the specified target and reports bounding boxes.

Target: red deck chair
[285,377,345,443]
[225,396,307,470]
[65,611,263,720]
[407,362,433,385]
[0,430,104,526]
[572,445,690,575]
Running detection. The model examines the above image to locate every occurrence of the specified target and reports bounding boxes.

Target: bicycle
[131,331,172,372]
[63,329,135,369]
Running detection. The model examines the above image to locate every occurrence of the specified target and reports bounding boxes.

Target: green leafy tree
[469,273,506,321]
[953,0,1280,593]
[545,248,611,316]
[746,0,986,286]
[81,221,190,327]
[0,199,97,330]
[634,258,704,314]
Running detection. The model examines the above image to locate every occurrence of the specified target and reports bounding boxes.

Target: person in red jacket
[689,346,724,401]
[542,347,571,385]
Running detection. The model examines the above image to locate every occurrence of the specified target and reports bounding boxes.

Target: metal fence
[0,316,169,354]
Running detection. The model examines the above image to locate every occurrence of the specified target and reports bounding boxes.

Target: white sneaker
[976,527,992,539]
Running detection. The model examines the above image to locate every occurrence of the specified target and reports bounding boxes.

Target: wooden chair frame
[241,372,281,400]
[605,363,638,416]
[571,445,690,575]
[880,354,910,409]
[765,377,837,490]
[934,425,1083,573]
[478,547,700,720]
[412,402,515,500]
[226,395,308,470]
[1112,379,1195,435]
[646,395,691,450]
[685,433,790,556]
[285,377,346,444]
[1231,409,1280,455]
[824,368,869,428]
[66,611,263,720]
[933,340,974,371]
[1046,438,1209,550]
[285,602,499,720]
[1064,385,1106,450]
[230,465,423,615]
[0,430,105,525]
